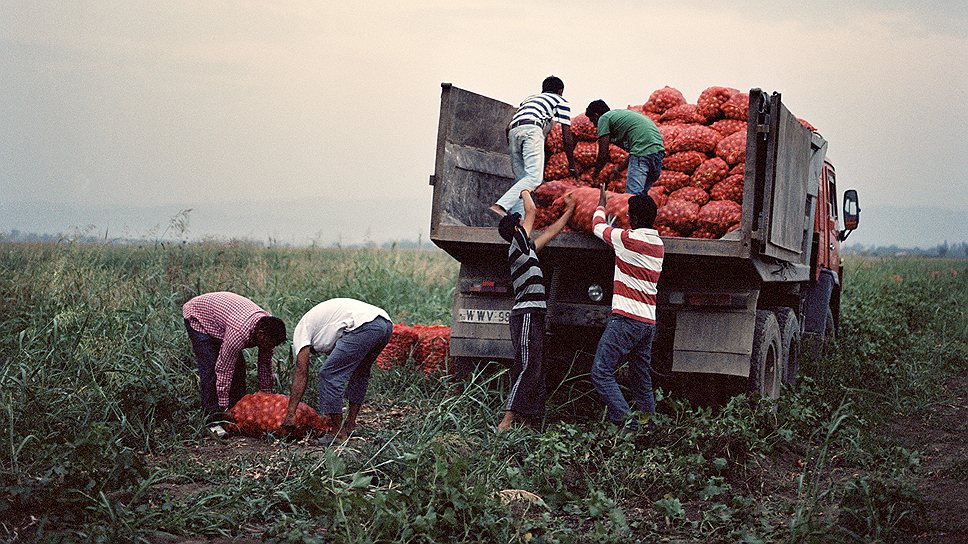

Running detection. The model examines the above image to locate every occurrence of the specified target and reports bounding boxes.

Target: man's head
[498,212,522,242]
[253,316,287,349]
[585,99,610,127]
[542,76,564,95]
[628,194,658,229]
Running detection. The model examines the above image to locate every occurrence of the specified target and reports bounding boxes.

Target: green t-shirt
[598,109,664,157]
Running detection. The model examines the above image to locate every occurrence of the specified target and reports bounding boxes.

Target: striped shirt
[592,208,664,323]
[183,292,275,409]
[508,226,547,314]
[510,92,572,132]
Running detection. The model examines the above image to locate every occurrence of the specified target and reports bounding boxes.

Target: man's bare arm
[534,193,576,250]
[592,135,610,181]
[281,346,312,427]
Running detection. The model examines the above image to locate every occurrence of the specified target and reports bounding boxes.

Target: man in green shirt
[586,100,665,195]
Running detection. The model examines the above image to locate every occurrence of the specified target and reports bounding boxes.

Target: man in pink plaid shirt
[182,291,287,420]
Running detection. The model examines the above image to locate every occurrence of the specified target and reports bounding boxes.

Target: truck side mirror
[843,189,859,229]
[841,189,860,239]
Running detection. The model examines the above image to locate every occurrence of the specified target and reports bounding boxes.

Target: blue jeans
[591,314,657,428]
[184,319,246,414]
[496,124,545,216]
[626,151,664,195]
[317,317,393,414]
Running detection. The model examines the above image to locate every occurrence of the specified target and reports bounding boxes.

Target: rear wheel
[748,310,782,399]
[773,307,801,386]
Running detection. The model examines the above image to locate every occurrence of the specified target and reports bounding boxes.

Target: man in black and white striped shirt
[490,76,578,217]
[496,189,575,432]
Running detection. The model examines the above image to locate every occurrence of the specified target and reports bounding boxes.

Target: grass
[0,241,965,542]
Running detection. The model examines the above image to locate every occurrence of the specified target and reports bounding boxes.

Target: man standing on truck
[590,184,664,431]
[182,291,287,422]
[586,100,664,195]
[281,298,393,443]
[490,76,578,217]
[496,189,576,432]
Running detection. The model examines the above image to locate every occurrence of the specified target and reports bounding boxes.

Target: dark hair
[255,316,287,346]
[585,99,610,118]
[628,195,657,229]
[498,212,522,242]
[542,76,564,94]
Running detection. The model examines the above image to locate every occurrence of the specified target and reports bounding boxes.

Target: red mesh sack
[697,200,743,237]
[729,162,745,176]
[711,174,744,204]
[798,118,817,132]
[669,125,723,154]
[627,104,647,116]
[714,132,747,165]
[696,86,739,121]
[710,119,747,137]
[546,124,563,153]
[721,92,749,120]
[658,125,682,153]
[607,178,626,193]
[376,323,419,370]
[534,196,568,230]
[663,151,706,174]
[606,192,633,229]
[574,141,599,168]
[647,186,668,208]
[669,186,710,207]
[570,114,598,141]
[609,144,629,164]
[412,324,451,375]
[534,178,578,207]
[643,86,687,114]
[228,392,330,438]
[544,152,571,181]
[691,157,729,190]
[690,228,720,239]
[660,104,704,125]
[563,187,601,232]
[656,199,700,235]
[654,170,691,192]
[656,224,681,237]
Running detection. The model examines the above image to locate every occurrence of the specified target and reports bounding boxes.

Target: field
[1,241,966,543]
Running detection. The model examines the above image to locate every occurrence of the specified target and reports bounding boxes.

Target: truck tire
[772,307,800,386]
[748,310,782,399]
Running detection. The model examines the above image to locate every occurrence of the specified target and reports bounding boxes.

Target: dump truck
[429,83,860,398]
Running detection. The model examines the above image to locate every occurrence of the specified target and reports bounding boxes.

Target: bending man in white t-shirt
[281,298,393,441]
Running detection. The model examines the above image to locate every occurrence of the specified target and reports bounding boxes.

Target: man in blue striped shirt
[490,76,578,217]
[496,189,575,432]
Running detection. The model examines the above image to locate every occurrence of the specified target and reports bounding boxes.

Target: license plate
[458,308,510,324]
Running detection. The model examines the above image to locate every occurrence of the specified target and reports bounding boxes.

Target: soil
[888,375,968,542]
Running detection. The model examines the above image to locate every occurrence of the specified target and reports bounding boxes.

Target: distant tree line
[843,240,968,258]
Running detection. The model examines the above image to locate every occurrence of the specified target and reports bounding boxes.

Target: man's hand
[610,164,624,178]
[563,192,576,211]
[598,183,608,208]
[280,413,298,436]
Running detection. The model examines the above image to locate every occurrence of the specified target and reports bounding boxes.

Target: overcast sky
[1,1,966,246]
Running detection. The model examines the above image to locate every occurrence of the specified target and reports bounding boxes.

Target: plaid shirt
[183,292,275,409]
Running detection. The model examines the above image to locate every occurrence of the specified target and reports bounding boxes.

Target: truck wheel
[772,308,800,386]
[748,310,782,400]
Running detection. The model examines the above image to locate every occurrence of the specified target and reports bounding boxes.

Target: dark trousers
[506,311,546,417]
[317,317,393,413]
[184,319,246,414]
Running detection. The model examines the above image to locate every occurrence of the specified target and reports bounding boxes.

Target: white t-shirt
[292,298,390,356]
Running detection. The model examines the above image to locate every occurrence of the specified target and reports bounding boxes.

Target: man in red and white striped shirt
[183,292,287,420]
[590,183,664,431]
